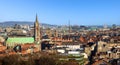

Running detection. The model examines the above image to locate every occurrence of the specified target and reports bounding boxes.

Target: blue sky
[0,0,120,25]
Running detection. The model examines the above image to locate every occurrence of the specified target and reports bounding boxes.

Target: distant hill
[0,21,58,28]
[0,21,115,28]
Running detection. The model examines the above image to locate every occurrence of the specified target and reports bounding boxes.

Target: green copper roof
[6,37,34,44]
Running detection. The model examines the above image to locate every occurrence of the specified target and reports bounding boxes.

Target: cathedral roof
[6,37,34,44]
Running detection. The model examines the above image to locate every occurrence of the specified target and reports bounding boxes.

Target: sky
[0,0,120,25]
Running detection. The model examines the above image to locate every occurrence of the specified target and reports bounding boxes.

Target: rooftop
[6,37,34,44]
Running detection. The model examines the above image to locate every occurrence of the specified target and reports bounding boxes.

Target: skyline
[0,0,120,25]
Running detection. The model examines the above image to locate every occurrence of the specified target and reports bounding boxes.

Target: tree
[36,56,56,65]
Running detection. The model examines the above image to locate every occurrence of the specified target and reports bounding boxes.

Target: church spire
[36,14,39,23]
[34,14,41,43]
